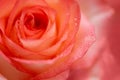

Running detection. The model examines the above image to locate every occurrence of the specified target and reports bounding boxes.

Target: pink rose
[0,0,95,80]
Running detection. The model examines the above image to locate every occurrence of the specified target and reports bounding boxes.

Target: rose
[1,0,118,80]
[1,0,119,80]
[0,0,95,80]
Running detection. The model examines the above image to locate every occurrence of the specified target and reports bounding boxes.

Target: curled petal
[5,0,48,35]
[0,51,30,80]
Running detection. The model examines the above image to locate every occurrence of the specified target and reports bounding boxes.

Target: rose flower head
[0,0,95,79]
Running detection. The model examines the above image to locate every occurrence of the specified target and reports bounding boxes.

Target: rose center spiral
[24,10,49,30]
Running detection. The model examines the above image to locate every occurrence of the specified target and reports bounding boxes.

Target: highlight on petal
[0,73,7,80]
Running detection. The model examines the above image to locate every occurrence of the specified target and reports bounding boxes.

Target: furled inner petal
[17,6,49,39]
[5,0,48,38]
[17,7,57,52]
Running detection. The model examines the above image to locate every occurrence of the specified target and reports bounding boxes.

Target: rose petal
[0,51,30,80]
[0,0,16,18]
[31,70,69,80]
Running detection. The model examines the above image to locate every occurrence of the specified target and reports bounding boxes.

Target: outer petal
[31,70,69,80]
[0,51,30,80]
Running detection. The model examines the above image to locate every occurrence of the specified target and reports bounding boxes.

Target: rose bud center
[23,10,49,31]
